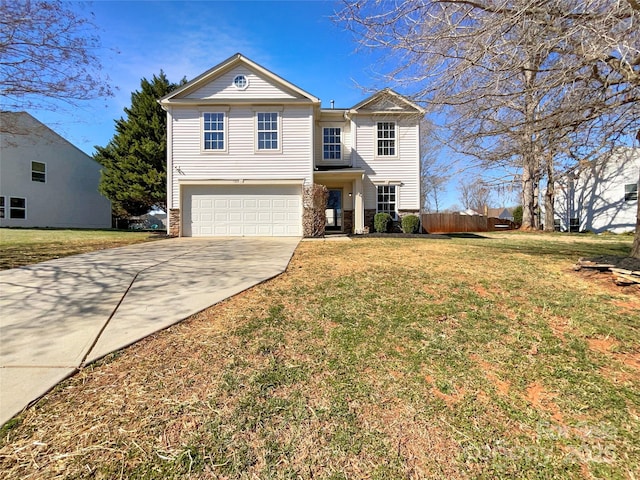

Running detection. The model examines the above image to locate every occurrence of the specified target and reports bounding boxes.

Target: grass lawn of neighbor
[0,228,166,270]
[0,232,638,479]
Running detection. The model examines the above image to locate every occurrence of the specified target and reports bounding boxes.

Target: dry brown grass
[1,234,638,479]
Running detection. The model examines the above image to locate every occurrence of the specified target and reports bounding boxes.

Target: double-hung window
[323,127,341,160]
[377,185,397,218]
[9,197,26,219]
[377,121,396,156]
[203,112,225,151]
[32,161,46,182]
[257,112,279,150]
[625,183,638,201]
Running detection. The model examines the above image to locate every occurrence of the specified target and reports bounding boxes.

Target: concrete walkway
[0,237,299,426]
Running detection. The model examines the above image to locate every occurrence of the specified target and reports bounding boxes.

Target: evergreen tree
[94,71,185,217]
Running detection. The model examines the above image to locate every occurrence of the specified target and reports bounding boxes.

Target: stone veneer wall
[364,209,377,232]
[169,208,180,236]
[343,210,353,234]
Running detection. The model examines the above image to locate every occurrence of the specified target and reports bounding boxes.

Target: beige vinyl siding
[354,116,420,211]
[184,67,300,100]
[170,106,313,208]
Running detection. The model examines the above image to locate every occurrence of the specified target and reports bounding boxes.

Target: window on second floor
[377,121,396,156]
[323,127,341,160]
[203,112,225,151]
[257,112,279,150]
[377,185,397,219]
[32,161,46,182]
[625,183,638,201]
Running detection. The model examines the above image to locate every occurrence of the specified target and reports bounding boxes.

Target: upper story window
[377,121,396,156]
[257,112,279,150]
[9,197,26,219]
[203,112,225,151]
[377,185,397,219]
[233,74,248,90]
[32,161,46,182]
[625,183,638,201]
[323,127,341,160]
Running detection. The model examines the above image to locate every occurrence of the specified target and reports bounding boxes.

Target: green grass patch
[0,228,165,269]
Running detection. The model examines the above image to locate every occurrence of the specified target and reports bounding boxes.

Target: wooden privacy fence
[421,213,517,234]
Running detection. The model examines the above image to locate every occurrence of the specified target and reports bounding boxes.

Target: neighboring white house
[0,111,111,228]
[554,148,639,233]
[159,53,424,237]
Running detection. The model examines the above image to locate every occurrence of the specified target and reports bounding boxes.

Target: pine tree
[94,72,185,217]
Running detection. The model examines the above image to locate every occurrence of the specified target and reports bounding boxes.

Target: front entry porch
[313,169,366,234]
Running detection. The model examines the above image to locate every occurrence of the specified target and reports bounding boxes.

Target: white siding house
[160,53,424,236]
[554,148,639,233]
[0,112,111,229]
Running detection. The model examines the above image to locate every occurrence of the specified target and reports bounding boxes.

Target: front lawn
[0,228,165,270]
[1,233,638,478]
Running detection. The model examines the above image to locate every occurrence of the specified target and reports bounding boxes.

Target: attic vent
[233,74,248,90]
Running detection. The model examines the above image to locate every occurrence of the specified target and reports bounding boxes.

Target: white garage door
[182,185,302,237]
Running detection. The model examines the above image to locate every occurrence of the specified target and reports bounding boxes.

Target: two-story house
[554,147,639,233]
[159,53,423,237]
[0,111,111,229]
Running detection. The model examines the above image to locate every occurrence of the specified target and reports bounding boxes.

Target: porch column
[354,175,364,234]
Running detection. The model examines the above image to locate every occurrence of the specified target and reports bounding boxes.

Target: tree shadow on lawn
[446,233,492,239]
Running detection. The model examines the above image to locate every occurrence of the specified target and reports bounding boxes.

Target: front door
[325,189,342,231]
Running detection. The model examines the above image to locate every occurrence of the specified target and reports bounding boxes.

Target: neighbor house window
[203,112,225,151]
[257,112,279,150]
[323,127,341,160]
[377,121,396,156]
[32,161,46,182]
[569,217,580,232]
[9,197,26,219]
[377,185,397,218]
[0,197,4,219]
[625,183,638,201]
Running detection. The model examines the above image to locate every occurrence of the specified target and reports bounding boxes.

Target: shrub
[303,184,328,237]
[374,213,392,233]
[401,214,420,234]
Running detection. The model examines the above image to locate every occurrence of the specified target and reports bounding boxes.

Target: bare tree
[420,118,450,213]
[0,0,113,132]
[458,177,491,214]
[337,0,640,252]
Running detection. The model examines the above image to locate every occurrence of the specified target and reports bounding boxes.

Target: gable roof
[1,111,94,160]
[159,53,321,105]
[350,88,425,114]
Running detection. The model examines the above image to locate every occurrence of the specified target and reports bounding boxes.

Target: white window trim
[254,109,283,154]
[9,196,27,220]
[200,108,229,154]
[375,183,399,220]
[624,183,638,202]
[31,161,46,183]
[322,126,342,161]
[0,196,5,219]
[374,120,399,158]
[233,74,249,90]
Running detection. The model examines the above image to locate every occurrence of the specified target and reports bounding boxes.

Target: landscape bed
[0,232,638,479]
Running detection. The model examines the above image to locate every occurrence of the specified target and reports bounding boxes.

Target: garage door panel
[183,185,301,237]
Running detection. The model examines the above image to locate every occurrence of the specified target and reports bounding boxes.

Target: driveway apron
[0,237,299,426]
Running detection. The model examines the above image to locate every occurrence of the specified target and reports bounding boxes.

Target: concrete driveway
[0,237,299,426]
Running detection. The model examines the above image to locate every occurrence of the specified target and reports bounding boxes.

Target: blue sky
[24,0,502,209]
[33,1,386,154]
